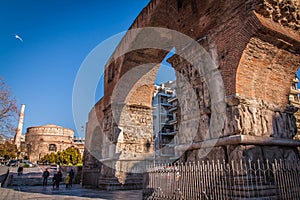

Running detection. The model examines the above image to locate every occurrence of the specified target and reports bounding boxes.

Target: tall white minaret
[14,104,25,150]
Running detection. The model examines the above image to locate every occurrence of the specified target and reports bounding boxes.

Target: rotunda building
[25,124,74,163]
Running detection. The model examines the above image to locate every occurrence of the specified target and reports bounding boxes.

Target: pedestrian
[52,173,58,189]
[42,168,50,186]
[65,173,70,188]
[69,168,74,187]
[56,162,60,172]
[52,170,62,189]
[17,166,23,176]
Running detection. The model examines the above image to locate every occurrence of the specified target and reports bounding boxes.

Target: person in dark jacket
[42,168,50,186]
[69,169,74,187]
[17,166,23,176]
[52,171,63,189]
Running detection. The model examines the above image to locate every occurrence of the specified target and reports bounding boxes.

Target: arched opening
[85,27,226,187]
[107,28,225,167]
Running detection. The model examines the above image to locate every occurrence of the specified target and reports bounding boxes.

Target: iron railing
[143,159,300,199]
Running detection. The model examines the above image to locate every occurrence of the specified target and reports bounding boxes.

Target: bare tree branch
[0,77,18,137]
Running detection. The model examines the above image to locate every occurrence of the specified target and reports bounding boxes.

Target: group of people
[42,168,74,189]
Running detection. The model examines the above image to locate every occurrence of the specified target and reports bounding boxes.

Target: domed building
[25,124,75,163]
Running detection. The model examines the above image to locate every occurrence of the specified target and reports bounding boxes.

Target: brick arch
[236,36,299,108]
[102,0,300,159]
[108,53,167,109]
[127,85,153,107]
[83,0,300,189]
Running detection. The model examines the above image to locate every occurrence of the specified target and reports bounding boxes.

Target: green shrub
[39,147,83,166]
[23,164,30,168]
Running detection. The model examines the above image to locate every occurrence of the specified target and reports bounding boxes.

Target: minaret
[14,104,25,150]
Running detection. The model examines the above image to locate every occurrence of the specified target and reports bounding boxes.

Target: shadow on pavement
[9,184,143,199]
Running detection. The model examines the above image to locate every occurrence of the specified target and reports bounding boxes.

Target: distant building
[152,81,178,160]
[24,124,84,163]
[289,76,300,107]
[74,137,85,156]
[289,76,300,145]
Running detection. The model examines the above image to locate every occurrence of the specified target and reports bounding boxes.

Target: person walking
[69,168,74,187]
[52,172,58,189]
[17,166,23,176]
[65,173,70,188]
[42,168,50,186]
[52,170,62,189]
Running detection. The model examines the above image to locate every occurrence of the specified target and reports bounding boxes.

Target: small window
[49,144,57,152]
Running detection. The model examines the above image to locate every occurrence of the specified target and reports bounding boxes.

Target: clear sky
[0,0,176,138]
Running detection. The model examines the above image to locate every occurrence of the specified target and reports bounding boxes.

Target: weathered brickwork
[256,0,300,30]
[237,37,300,107]
[25,124,74,163]
[83,0,300,190]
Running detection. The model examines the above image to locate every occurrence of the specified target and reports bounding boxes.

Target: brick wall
[237,36,300,107]
[83,0,300,189]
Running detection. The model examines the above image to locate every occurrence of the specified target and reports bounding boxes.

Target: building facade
[289,76,300,148]
[25,124,82,163]
[152,81,178,160]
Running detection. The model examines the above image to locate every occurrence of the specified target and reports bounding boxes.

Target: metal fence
[143,159,300,200]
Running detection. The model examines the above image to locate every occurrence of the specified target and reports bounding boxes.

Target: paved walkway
[9,166,43,177]
[0,166,143,199]
[0,184,143,199]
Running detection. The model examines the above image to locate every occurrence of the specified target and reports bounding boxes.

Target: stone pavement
[0,184,143,200]
[4,166,44,186]
[0,166,143,199]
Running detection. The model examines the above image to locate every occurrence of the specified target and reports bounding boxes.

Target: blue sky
[0,0,175,138]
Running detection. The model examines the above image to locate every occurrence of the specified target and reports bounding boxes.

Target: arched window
[49,144,57,152]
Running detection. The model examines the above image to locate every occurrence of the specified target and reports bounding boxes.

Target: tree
[0,77,18,136]
[0,141,17,160]
[40,147,82,165]
[63,147,82,165]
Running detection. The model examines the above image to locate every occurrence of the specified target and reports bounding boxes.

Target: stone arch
[104,25,229,171]
[83,0,300,189]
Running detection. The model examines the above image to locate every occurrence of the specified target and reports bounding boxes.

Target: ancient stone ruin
[82,0,300,190]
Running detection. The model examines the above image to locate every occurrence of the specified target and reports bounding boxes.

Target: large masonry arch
[82,0,300,189]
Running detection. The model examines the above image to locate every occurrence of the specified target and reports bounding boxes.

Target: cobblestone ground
[0,184,143,200]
